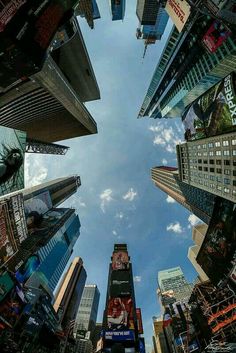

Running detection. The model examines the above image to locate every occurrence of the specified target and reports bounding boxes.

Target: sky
[25,2,200,351]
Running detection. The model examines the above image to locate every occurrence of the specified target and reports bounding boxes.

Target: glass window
[224,188,230,193]
[232,150,236,156]
[233,180,236,186]
[216,168,222,174]
[224,169,230,175]
[233,171,236,176]
[209,159,214,164]
[208,142,213,148]
[222,140,229,146]
[224,178,230,185]
[210,175,215,181]
[216,150,221,156]
[224,160,230,166]
[209,151,214,156]
[204,167,208,171]
[216,176,222,182]
[232,139,236,145]
[198,166,202,171]
[198,159,202,163]
[210,168,214,173]
[216,159,222,165]
[203,160,208,164]
[215,142,221,147]
[223,150,230,156]
[202,144,207,149]
[217,185,222,191]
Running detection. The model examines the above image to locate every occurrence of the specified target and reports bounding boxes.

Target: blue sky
[25,2,200,351]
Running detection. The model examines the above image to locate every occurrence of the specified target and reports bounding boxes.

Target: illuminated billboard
[165,0,191,33]
[15,255,40,284]
[0,202,18,267]
[182,72,236,141]
[107,297,134,330]
[0,271,14,302]
[202,20,231,53]
[110,271,131,297]
[112,251,129,270]
[196,197,236,285]
[136,308,143,334]
[8,193,28,245]
[104,330,135,341]
[0,127,26,196]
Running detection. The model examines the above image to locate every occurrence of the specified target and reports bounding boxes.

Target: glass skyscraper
[151,166,215,224]
[74,284,100,336]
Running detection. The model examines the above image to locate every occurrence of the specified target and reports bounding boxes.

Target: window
[210,168,215,173]
[202,144,207,149]
[215,142,221,147]
[224,188,230,193]
[217,185,222,191]
[224,178,230,185]
[203,160,208,164]
[223,140,229,146]
[232,150,236,156]
[209,159,214,164]
[233,180,236,186]
[198,159,202,164]
[224,169,230,175]
[209,151,214,156]
[224,160,230,166]
[233,171,236,176]
[208,142,213,148]
[216,150,221,156]
[216,160,222,165]
[216,176,222,182]
[204,167,208,171]
[210,175,215,181]
[233,160,236,166]
[204,174,208,179]
[216,168,222,174]
[198,166,202,171]
[203,152,207,156]
[210,183,215,189]
[223,150,230,156]
[232,139,236,145]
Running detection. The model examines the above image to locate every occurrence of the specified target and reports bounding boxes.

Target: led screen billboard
[107,297,134,330]
[0,127,26,196]
[112,251,129,270]
[182,72,236,141]
[202,20,231,53]
[104,330,135,341]
[0,271,14,303]
[15,255,40,284]
[110,271,131,297]
[136,308,143,334]
[8,193,28,245]
[196,197,236,284]
[0,202,18,267]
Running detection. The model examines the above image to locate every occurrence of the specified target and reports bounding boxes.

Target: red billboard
[202,20,231,53]
[112,251,129,270]
[196,197,236,285]
[107,297,134,330]
[136,308,143,334]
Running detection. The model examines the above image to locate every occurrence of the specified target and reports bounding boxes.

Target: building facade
[136,0,161,25]
[110,0,126,21]
[151,166,215,224]
[138,13,236,119]
[177,132,236,203]
[53,257,87,330]
[74,284,100,337]
[188,224,209,283]
[152,317,169,353]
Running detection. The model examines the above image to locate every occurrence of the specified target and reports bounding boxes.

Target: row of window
[185,139,236,151]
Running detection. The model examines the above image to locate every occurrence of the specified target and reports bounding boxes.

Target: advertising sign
[202,21,231,53]
[0,127,26,196]
[15,255,40,284]
[0,202,18,267]
[229,264,236,284]
[196,197,236,284]
[136,308,143,334]
[8,193,28,244]
[182,72,236,141]
[139,338,146,353]
[107,297,134,330]
[165,0,191,32]
[110,271,131,297]
[104,330,135,341]
[112,251,129,270]
[0,271,14,302]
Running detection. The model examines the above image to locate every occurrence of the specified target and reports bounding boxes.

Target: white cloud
[153,136,165,146]
[188,214,200,227]
[123,188,137,201]
[78,197,86,208]
[100,188,113,213]
[162,158,167,165]
[150,123,183,154]
[25,155,48,187]
[115,212,124,219]
[112,230,117,236]
[133,276,142,283]
[149,125,162,132]
[166,222,183,234]
[166,195,175,204]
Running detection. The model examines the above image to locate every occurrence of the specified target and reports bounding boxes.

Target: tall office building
[151,166,215,224]
[110,0,126,21]
[102,244,142,353]
[136,0,160,25]
[26,211,81,292]
[152,317,169,353]
[188,224,209,283]
[177,132,236,203]
[74,284,100,337]
[53,257,87,331]
[138,12,236,119]
[0,17,100,142]
[158,267,193,303]
[75,0,101,29]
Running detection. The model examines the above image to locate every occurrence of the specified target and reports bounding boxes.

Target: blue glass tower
[110,0,125,21]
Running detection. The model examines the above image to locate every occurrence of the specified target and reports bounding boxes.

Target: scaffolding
[25,139,69,155]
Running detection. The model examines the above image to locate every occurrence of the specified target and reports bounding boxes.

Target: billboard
[202,20,231,53]
[8,193,28,244]
[196,197,236,284]
[15,255,40,284]
[0,271,14,302]
[0,127,26,196]
[182,72,236,141]
[110,271,131,297]
[104,330,135,341]
[136,308,143,334]
[24,190,52,217]
[112,251,129,270]
[165,0,191,32]
[107,297,134,330]
[0,202,18,267]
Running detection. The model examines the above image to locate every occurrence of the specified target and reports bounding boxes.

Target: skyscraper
[110,0,126,21]
[74,284,100,337]
[102,244,143,353]
[151,166,215,224]
[0,17,100,142]
[158,267,193,304]
[138,13,236,119]
[53,257,87,331]
[152,317,169,353]
[136,0,161,25]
